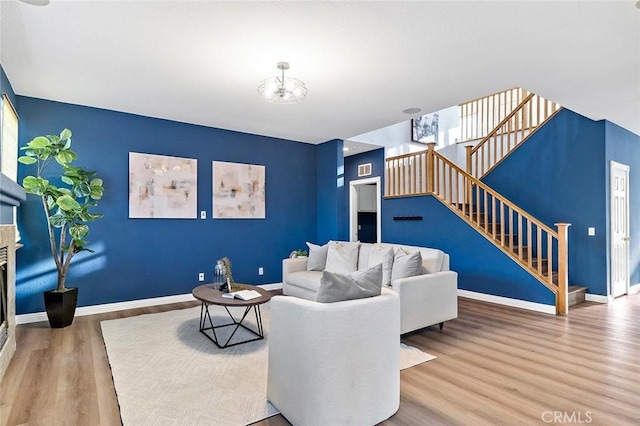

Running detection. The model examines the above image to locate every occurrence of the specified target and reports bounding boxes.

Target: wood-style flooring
[1,292,639,425]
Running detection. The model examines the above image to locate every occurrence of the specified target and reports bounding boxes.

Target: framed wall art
[212,161,265,219]
[128,152,197,219]
[411,112,439,143]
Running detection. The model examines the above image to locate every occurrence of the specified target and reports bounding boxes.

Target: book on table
[221,289,261,300]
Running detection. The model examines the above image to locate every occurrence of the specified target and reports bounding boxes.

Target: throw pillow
[391,249,423,281]
[306,242,329,271]
[367,244,394,287]
[316,263,383,303]
[325,241,360,275]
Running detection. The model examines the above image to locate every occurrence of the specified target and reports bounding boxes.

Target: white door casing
[349,177,381,243]
[610,161,630,298]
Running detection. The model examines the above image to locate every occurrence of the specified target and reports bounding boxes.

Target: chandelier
[258,62,307,104]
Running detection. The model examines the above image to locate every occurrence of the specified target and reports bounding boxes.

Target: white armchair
[267,289,400,426]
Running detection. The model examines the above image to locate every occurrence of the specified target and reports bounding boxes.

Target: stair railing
[466,92,561,179]
[385,143,570,314]
[459,88,525,142]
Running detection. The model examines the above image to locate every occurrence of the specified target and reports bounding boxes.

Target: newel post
[426,143,436,194]
[465,145,473,176]
[555,223,571,315]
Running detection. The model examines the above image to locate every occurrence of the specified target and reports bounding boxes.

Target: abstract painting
[412,111,439,143]
[129,152,197,219]
[212,161,265,219]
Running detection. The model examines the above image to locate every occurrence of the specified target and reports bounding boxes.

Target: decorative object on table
[18,128,105,328]
[289,249,308,259]
[128,152,197,219]
[216,257,242,292]
[212,161,265,219]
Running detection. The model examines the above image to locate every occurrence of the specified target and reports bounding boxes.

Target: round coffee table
[192,284,271,348]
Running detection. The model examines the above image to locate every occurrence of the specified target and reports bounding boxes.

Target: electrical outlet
[588,227,596,236]
[258,267,264,276]
[200,211,206,219]
[198,272,205,281]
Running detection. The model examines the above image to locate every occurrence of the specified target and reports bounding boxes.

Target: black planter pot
[43,287,78,328]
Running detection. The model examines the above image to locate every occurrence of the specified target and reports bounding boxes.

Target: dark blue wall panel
[15,96,317,314]
[483,109,608,295]
[316,139,343,243]
[605,121,640,288]
[383,196,555,305]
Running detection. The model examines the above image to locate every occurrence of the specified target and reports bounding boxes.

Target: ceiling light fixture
[403,107,422,114]
[258,62,307,104]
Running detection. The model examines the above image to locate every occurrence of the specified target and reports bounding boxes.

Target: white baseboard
[16,283,283,325]
[585,293,612,303]
[629,283,640,295]
[457,289,556,314]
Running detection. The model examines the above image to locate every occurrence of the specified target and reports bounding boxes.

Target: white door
[610,161,630,298]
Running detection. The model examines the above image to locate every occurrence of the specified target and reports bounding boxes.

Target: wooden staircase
[385,144,582,314]
[465,90,561,179]
[385,88,585,313]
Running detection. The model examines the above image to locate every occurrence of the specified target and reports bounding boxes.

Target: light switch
[200,211,206,219]
[588,227,595,236]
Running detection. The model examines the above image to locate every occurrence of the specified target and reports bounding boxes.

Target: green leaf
[28,136,52,149]
[61,176,74,185]
[56,194,81,211]
[69,224,89,240]
[18,156,37,165]
[55,150,75,165]
[22,176,49,195]
[60,128,72,141]
[48,212,67,228]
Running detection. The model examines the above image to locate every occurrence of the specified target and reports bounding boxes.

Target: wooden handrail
[384,148,570,314]
[466,92,561,178]
[459,88,525,142]
[469,93,535,156]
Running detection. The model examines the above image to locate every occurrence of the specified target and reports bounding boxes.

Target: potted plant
[289,249,308,258]
[18,129,104,328]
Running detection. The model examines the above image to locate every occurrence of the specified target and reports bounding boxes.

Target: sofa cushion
[286,270,324,293]
[391,249,423,281]
[316,264,383,303]
[325,241,360,275]
[306,242,329,271]
[367,244,394,287]
[417,248,445,273]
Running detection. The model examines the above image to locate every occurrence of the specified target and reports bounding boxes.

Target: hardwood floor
[1,292,639,425]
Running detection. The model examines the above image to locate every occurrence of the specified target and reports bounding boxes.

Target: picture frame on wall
[212,161,266,219]
[128,152,198,219]
[411,112,439,143]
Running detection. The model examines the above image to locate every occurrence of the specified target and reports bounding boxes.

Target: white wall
[347,105,462,159]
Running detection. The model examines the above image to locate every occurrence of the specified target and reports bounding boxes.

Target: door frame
[610,160,630,297]
[349,176,381,243]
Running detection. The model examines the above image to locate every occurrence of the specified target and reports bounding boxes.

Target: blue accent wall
[15,96,318,314]
[316,139,343,243]
[383,196,555,305]
[483,109,607,295]
[604,121,640,287]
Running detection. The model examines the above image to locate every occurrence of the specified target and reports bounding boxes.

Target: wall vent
[358,163,372,177]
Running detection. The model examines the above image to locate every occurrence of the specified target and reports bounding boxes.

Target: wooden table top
[192,284,272,306]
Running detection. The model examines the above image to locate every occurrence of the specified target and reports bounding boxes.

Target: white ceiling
[1,1,638,145]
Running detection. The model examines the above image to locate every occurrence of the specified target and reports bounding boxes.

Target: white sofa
[267,288,400,426]
[282,242,458,334]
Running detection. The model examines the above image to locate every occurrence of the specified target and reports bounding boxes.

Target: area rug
[101,303,436,426]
